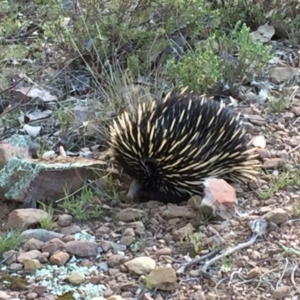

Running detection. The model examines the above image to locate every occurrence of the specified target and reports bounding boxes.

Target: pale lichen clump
[26,261,106,300]
[0,158,41,199]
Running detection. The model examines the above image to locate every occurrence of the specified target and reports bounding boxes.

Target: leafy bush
[0,0,294,98]
[218,22,273,89]
[165,36,224,93]
[165,22,272,94]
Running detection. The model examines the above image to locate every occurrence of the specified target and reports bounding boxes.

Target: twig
[0,76,25,95]
[176,248,222,274]
[287,143,300,154]
[201,218,268,281]
[276,258,288,288]
[201,233,258,280]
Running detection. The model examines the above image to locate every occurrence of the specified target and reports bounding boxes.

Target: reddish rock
[42,238,65,255]
[263,158,284,168]
[107,254,126,268]
[8,209,50,229]
[257,149,271,159]
[57,214,73,227]
[89,274,104,284]
[155,247,172,256]
[49,251,70,266]
[62,234,75,243]
[26,292,38,300]
[199,178,237,220]
[17,250,43,263]
[162,204,196,219]
[60,224,81,235]
[23,238,44,251]
[31,286,47,297]
[203,178,236,208]
[95,225,111,235]
[98,240,112,252]
[65,241,98,257]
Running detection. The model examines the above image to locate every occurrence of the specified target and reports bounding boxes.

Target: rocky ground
[1,102,300,300]
[2,5,300,300]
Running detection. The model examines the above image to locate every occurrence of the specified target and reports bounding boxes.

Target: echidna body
[108,92,259,203]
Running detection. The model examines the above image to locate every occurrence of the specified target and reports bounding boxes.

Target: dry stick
[176,248,222,275]
[201,233,258,280]
[276,258,289,289]
[287,143,300,154]
[275,245,300,290]
[201,218,268,281]
[290,261,298,289]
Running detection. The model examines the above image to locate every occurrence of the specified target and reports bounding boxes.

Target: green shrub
[165,36,224,93]
[165,22,272,94]
[218,22,273,89]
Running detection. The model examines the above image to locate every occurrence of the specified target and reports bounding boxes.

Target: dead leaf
[250,24,275,43]
[23,124,41,137]
[26,109,52,121]
[14,86,58,103]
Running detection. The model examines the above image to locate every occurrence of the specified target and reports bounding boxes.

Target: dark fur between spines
[108,92,259,204]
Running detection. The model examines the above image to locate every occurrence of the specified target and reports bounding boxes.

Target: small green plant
[215,0,265,28]
[220,255,234,272]
[257,169,300,200]
[219,22,273,88]
[269,93,292,113]
[98,175,121,202]
[37,202,55,230]
[166,21,272,94]
[188,232,203,254]
[60,186,101,220]
[53,107,72,131]
[0,274,27,291]
[0,229,21,257]
[257,187,275,201]
[178,232,203,257]
[165,36,224,94]
[288,15,300,46]
[145,276,154,291]
[36,143,48,158]
[0,113,20,128]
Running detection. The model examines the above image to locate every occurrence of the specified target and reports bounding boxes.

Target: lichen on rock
[0,158,41,200]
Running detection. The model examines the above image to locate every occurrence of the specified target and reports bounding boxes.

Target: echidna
[108,91,259,204]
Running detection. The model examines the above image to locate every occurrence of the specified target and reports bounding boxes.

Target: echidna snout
[126,159,169,201]
[108,92,260,204]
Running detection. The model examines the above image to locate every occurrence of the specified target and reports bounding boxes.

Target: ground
[1,0,300,299]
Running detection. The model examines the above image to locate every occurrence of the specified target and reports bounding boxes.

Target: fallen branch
[201,218,268,281]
